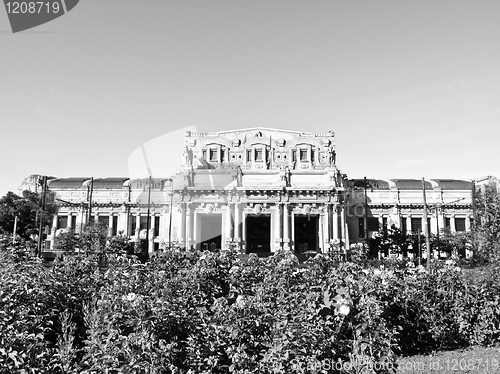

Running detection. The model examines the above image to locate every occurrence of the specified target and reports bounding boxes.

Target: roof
[91,178,129,189]
[47,178,89,189]
[391,179,432,190]
[351,179,390,190]
[129,178,168,190]
[431,179,473,190]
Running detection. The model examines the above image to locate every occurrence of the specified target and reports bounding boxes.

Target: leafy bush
[2,241,500,373]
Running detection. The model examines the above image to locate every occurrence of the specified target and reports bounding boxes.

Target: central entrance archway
[294,215,319,254]
[199,214,222,251]
[245,215,271,254]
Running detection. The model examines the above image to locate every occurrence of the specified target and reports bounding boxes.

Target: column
[323,205,330,252]
[160,211,167,239]
[340,205,346,247]
[429,215,436,235]
[450,214,456,232]
[186,205,193,249]
[275,204,282,250]
[51,214,58,235]
[224,204,234,249]
[166,207,174,248]
[178,204,186,247]
[78,207,85,233]
[332,205,339,241]
[466,215,471,231]
[108,214,114,237]
[234,203,240,240]
[67,214,73,230]
[193,209,198,250]
[234,203,242,252]
[437,208,445,235]
[135,215,140,239]
[283,204,290,250]
[319,207,325,252]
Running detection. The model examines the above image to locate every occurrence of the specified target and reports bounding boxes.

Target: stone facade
[21,127,482,256]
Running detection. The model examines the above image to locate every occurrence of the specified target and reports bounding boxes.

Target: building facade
[20,127,483,256]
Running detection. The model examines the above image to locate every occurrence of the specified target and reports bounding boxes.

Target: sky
[1,0,499,196]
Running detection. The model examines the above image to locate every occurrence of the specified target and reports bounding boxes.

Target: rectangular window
[401,217,407,233]
[140,216,149,230]
[98,216,109,228]
[154,216,160,237]
[246,149,252,162]
[202,149,207,161]
[209,149,218,162]
[300,149,308,162]
[445,217,451,228]
[292,149,297,163]
[255,149,263,162]
[382,217,388,231]
[358,217,365,238]
[131,216,137,234]
[221,149,225,163]
[411,217,422,233]
[112,216,118,236]
[455,217,466,232]
[57,216,68,229]
[368,217,380,231]
[71,215,76,230]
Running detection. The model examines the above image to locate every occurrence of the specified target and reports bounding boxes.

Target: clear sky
[1,0,499,196]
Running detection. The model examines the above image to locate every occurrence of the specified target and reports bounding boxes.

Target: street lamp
[145,176,152,257]
[36,176,47,256]
[167,178,174,249]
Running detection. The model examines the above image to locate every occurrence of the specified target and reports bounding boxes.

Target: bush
[2,241,500,373]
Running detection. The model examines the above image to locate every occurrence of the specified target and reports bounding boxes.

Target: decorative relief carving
[275,138,285,147]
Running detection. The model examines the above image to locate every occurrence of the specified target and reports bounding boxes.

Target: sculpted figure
[183,146,192,166]
[236,166,243,187]
[284,166,291,187]
[327,147,335,166]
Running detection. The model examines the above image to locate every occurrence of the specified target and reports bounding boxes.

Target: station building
[19,127,483,255]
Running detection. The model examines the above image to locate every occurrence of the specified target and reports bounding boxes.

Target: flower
[124,293,137,302]
[338,304,350,316]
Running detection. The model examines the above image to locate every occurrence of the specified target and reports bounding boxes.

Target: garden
[1,232,500,374]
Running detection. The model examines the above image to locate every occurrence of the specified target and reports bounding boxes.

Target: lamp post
[167,178,174,249]
[145,176,152,257]
[87,177,94,225]
[422,178,431,271]
[36,176,47,256]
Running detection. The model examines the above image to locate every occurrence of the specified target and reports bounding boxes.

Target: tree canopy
[473,186,500,262]
[0,190,53,240]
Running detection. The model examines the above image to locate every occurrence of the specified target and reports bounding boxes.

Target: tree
[373,224,413,257]
[53,228,79,252]
[78,224,108,253]
[430,228,471,258]
[472,186,500,262]
[0,191,53,240]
